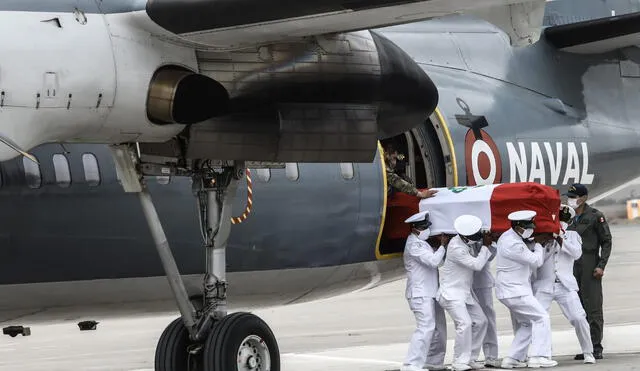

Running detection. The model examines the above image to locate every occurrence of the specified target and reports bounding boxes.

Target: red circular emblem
[464,129,503,186]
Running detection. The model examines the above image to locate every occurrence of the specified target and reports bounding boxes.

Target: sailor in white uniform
[471,233,500,368]
[496,210,557,368]
[529,205,596,364]
[401,211,449,371]
[437,215,493,371]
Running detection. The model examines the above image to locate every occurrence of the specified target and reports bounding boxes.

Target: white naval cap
[454,215,483,236]
[507,210,537,221]
[404,210,429,224]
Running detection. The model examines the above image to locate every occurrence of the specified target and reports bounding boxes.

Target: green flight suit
[383,149,419,196]
[568,203,612,353]
[385,164,419,196]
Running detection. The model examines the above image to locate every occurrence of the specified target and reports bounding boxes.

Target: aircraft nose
[370,30,439,140]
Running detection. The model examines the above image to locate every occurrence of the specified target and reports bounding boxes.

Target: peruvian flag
[419,182,561,235]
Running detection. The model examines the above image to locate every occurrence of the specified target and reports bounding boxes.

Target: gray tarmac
[1,224,640,370]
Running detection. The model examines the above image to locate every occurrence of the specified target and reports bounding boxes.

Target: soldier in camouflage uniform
[383,145,437,199]
[565,183,612,360]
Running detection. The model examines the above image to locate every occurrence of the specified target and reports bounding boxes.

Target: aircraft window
[23,156,41,189]
[53,154,71,188]
[340,163,354,180]
[156,176,171,185]
[256,169,270,183]
[82,153,101,187]
[285,163,299,181]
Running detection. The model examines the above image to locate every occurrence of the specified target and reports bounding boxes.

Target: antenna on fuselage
[0,134,38,164]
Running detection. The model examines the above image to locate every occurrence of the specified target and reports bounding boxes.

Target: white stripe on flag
[419,185,498,234]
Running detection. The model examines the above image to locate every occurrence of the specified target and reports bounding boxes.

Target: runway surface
[1,224,639,370]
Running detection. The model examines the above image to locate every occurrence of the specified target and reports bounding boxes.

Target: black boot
[574,354,584,360]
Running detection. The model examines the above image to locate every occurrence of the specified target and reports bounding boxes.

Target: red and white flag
[419,182,561,235]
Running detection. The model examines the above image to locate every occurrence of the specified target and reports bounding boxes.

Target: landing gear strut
[110,145,280,371]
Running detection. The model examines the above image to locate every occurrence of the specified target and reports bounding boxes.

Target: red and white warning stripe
[231,168,253,225]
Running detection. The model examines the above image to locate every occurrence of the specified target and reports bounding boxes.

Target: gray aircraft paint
[1,0,635,18]
[1,0,640,317]
[544,0,640,25]
[0,0,145,13]
[376,7,640,195]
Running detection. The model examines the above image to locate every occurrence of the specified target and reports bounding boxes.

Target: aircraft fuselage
[1,4,640,322]
[387,15,640,198]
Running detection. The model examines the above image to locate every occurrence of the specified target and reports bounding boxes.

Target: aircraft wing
[543,11,640,54]
[464,0,547,47]
[142,0,540,50]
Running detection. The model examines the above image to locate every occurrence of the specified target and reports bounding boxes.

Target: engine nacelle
[183,30,439,163]
[146,67,229,125]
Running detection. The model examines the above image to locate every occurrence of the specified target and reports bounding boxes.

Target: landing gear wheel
[155,317,201,371]
[203,312,280,371]
[125,156,274,371]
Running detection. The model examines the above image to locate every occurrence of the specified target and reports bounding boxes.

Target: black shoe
[593,344,603,359]
[574,353,584,360]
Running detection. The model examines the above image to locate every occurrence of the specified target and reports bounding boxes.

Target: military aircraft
[2,0,640,370]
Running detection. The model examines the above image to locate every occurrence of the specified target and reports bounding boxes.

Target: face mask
[466,231,483,242]
[520,228,534,239]
[567,198,580,209]
[462,236,476,245]
[560,221,568,231]
[417,229,431,241]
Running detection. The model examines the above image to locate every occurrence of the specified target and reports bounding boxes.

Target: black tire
[155,317,196,371]
[203,312,280,371]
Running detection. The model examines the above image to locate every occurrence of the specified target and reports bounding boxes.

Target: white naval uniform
[505,239,536,361]
[403,233,448,368]
[472,242,499,361]
[437,235,492,366]
[530,230,593,354]
[495,228,551,361]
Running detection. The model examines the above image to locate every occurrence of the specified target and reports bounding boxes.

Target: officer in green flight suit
[565,183,612,360]
[383,144,437,199]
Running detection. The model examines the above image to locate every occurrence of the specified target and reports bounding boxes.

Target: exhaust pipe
[146,67,230,125]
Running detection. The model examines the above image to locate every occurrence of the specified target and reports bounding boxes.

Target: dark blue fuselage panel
[0,144,386,285]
